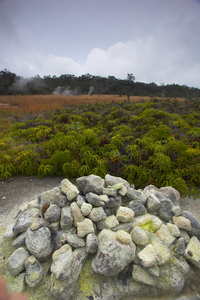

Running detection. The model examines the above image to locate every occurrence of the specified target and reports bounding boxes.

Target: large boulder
[25,227,53,261]
[92,229,136,276]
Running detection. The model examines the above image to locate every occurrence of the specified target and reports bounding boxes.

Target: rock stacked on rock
[4,174,200,300]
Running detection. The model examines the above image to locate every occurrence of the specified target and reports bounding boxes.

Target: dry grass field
[0,94,186,115]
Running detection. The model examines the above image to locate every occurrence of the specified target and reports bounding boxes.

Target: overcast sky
[1,0,200,88]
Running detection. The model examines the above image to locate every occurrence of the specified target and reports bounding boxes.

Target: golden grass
[0,94,186,115]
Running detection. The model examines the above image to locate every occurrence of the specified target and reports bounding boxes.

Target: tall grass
[0,94,186,115]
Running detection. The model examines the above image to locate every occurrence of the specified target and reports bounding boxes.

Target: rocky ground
[1,175,200,300]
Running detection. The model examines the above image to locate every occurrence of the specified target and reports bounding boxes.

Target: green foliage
[1,98,200,196]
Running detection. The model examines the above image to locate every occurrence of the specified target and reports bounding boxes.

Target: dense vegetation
[1,69,200,98]
[1,97,200,196]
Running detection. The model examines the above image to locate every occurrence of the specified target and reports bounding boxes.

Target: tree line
[1,69,200,98]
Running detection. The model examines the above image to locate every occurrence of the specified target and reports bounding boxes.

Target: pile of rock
[4,174,200,300]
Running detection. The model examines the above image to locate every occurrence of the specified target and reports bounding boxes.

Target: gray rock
[147,265,160,277]
[25,227,53,261]
[181,211,200,236]
[76,195,85,208]
[129,200,147,216]
[158,198,173,221]
[116,230,132,244]
[184,236,200,268]
[60,206,73,230]
[44,203,61,223]
[146,193,161,212]
[60,178,79,201]
[51,247,87,300]
[167,223,181,237]
[12,232,26,248]
[30,217,50,231]
[12,208,39,235]
[127,188,146,204]
[86,233,99,253]
[112,223,133,233]
[92,229,136,276]
[85,192,105,207]
[89,206,107,222]
[7,247,30,276]
[159,186,180,206]
[76,174,104,195]
[51,191,67,208]
[3,223,17,239]
[105,174,130,189]
[132,264,156,286]
[28,199,40,209]
[104,196,122,208]
[175,237,186,255]
[70,202,84,226]
[65,233,85,248]
[172,205,182,216]
[144,184,158,192]
[25,255,44,287]
[180,229,190,244]
[51,249,73,280]
[118,185,128,196]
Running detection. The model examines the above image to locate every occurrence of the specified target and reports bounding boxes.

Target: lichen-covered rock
[184,236,200,268]
[116,206,135,223]
[167,223,181,237]
[12,232,26,248]
[89,206,107,222]
[12,208,39,234]
[131,226,149,246]
[150,233,172,265]
[25,227,53,261]
[7,247,30,276]
[25,255,44,287]
[38,187,60,215]
[44,203,61,223]
[60,178,79,201]
[51,249,73,280]
[51,191,67,208]
[103,187,117,197]
[132,264,156,286]
[30,217,49,231]
[77,218,95,237]
[92,229,136,276]
[51,247,87,300]
[77,174,104,195]
[132,214,162,232]
[97,215,119,230]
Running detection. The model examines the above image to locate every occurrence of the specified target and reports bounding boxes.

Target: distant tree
[127,73,135,82]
